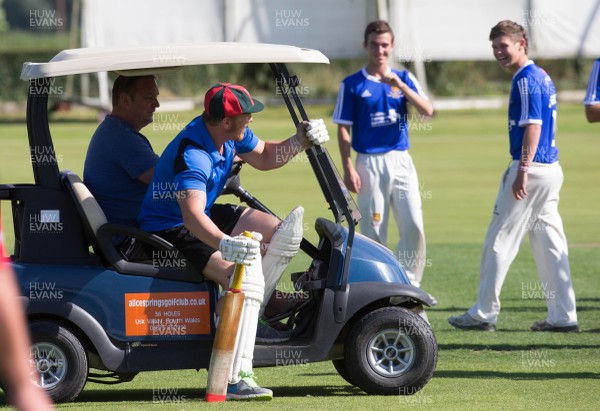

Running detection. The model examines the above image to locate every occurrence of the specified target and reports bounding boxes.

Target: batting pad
[260,206,304,316]
[229,257,264,383]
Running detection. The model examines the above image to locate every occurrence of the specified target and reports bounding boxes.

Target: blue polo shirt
[84,115,158,227]
[138,116,258,232]
[508,61,558,164]
[332,67,428,154]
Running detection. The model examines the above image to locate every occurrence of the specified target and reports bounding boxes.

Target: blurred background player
[332,20,433,287]
[584,56,600,123]
[0,217,54,411]
[448,20,578,333]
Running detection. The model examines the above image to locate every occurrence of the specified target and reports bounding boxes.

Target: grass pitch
[0,102,599,410]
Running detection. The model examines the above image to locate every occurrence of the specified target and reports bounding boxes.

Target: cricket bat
[205,232,251,402]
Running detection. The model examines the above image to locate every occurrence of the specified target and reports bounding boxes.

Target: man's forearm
[178,190,223,249]
[520,124,542,167]
[337,125,354,171]
[585,104,600,123]
[398,84,434,117]
[257,138,304,170]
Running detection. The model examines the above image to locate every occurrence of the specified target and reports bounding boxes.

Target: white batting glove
[295,119,330,149]
[306,119,329,145]
[219,232,262,266]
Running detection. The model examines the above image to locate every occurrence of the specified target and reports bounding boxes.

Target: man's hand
[344,166,361,193]
[380,72,404,89]
[219,232,262,265]
[296,119,330,148]
[512,171,528,200]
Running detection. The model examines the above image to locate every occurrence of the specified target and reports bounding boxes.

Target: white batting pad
[229,256,264,383]
[260,206,304,316]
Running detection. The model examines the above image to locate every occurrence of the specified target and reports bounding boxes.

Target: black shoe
[448,312,496,331]
[255,319,291,344]
[530,320,579,333]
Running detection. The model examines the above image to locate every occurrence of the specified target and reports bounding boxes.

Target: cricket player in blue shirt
[138,83,329,400]
[333,20,434,287]
[449,20,578,333]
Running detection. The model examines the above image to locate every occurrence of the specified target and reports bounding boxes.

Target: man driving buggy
[137,83,329,400]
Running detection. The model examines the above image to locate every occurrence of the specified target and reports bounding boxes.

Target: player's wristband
[519,165,529,173]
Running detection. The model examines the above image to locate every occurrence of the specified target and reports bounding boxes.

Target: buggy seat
[61,170,202,283]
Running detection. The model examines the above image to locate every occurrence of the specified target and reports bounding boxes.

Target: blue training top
[84,115,159,227]
[584,57,600,105]
[138,116,258,233]
[332,67,428,154]
[508,61,558,164]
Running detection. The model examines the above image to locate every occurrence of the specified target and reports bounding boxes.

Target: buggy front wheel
[344,306,437,395]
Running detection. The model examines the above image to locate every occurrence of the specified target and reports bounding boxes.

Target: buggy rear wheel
[29,321,88,403]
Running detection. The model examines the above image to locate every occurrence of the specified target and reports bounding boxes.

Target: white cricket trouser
[468,161,577,326]
[356,150,426,285]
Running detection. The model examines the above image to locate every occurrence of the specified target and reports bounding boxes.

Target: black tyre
[344,306,437,395]
[332,358,356,386]
[29,321,88,403]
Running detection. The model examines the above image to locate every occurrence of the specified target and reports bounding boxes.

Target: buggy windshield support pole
[269,62,354,323]
[26,78,61,189]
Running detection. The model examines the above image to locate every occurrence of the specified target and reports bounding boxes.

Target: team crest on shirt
[372,212,381,222]
[388,87,402,98]
[388,86,402,99]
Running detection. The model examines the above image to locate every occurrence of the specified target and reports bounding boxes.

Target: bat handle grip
[229,231,253,292]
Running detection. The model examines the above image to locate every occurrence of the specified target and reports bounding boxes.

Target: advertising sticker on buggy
[125,292,210,336]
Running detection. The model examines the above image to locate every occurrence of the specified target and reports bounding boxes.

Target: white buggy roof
[21,42,329,80]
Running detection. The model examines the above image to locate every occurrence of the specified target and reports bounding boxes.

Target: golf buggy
[0,42,437,403]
